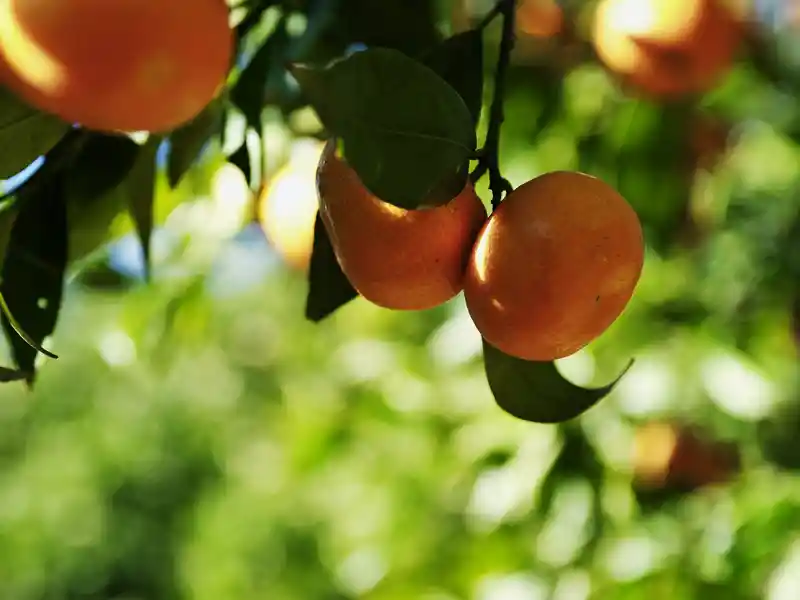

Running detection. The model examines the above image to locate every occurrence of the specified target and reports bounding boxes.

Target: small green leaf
[126,137,161,282]
[0,174,69,385]
[167,96,225,188]
[420,29,485,128]
[0,87,71,179]
[305,213,358,322]
[482,340,633,423]
[290,47,477,209]
[231,16,290,130]
[228,141,252,187]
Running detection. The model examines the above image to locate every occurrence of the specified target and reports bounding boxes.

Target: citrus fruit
[316,140,487,311]
[0,0,233,133]
[592,0,741,99]
[464,171,644,361]
[517,0,564,39]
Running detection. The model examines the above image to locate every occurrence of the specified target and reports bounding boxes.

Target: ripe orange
[0,0,233,133]
[516,0,564,39]
[316,140,487,311]
[633,422,741,491]
[464,171,644,362]
[592,0,741,99]
[258,139,324,273]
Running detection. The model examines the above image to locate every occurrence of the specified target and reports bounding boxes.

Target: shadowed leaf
[305,213,358,321]
[482,340,632,423]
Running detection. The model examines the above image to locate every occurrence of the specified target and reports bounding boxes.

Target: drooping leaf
[419,29,484,128]
[126,137,161,282]
[305,213,358,322]
[482,340,633,423]
[231,16,290,130]
[228,141,252,187]
[0,174,69,384]
[0,87,71,179]
[167,96,225,188]
[290,47,476,209]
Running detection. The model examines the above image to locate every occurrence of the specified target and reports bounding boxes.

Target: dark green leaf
[63,133,141,264]
[290,48,476,209]
[420,29,484,128]
[64,132,141,202]
[0,87,71,179]
[126,137,161,282]
[231,17,290,130]
[305,213,358,322]
[167,96,225,188]
[227,141,252,187]
[482,340,633,423]
[1,174,69,384]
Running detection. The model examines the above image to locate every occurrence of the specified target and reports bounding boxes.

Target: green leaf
[305,213,358,322]
[126,137,161,282]
[419,29,485,128]
[231,16,290,130]
[290,47,477,209]
[0,174,69,385]
[0,87,71,180]
[227,141,252,187]
[167,96,225,188]
[63,132,142,264]
[482,340,633,423]
[65,132,141,201]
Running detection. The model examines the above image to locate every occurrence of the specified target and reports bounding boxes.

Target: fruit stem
[472,0,515,210]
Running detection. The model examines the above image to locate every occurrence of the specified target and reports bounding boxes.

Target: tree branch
[472,0,516,210]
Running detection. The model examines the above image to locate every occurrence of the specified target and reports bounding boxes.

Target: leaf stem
[471,0,515,210]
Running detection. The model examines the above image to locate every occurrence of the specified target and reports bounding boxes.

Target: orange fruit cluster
[312,142,645,363]
[0,0,233,133]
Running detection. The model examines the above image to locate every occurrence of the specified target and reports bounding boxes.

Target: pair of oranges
[314,142,644,364]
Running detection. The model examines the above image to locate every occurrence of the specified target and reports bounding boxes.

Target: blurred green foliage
[1,0,800,599]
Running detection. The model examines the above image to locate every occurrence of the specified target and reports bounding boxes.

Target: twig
[472,0,516,209]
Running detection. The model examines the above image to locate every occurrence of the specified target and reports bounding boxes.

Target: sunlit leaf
[482,340,632,423]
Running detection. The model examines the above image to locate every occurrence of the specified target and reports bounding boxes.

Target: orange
[592,0,741,99]
[316,140,487,311]
[464,171,644,361]
[258,139,324,273]
[516,0,564,39]
[0,0,233,133]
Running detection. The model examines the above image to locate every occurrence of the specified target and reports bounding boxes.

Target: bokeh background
[2,0,800,598]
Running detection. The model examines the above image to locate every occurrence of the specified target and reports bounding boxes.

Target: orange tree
[0,0,797,427]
